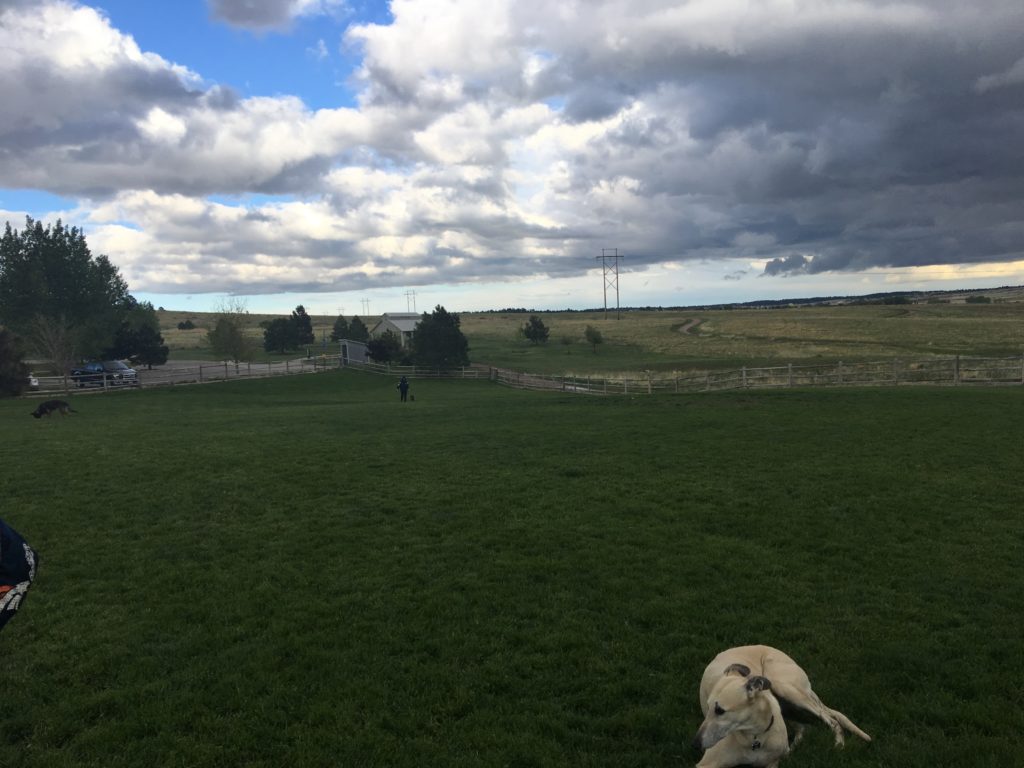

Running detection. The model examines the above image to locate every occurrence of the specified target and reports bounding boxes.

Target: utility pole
[405,290,417,313]
[361,298,371,315]
[596,248,624,319]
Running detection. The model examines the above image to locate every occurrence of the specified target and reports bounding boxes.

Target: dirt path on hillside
[676,318,704,334]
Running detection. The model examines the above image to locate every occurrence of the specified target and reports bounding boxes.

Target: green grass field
[2,372,1022,766]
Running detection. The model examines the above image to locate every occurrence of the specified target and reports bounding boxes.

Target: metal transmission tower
[596,248,624,319]
[360,298,371,315]
[405,290,417,312]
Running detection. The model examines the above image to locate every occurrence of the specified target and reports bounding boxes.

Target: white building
[369,313,420,348]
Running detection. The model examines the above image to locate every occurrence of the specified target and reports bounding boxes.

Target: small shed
[338,339,369,364]
[369,312,420,348]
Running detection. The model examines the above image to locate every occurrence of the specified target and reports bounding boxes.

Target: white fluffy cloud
[3,0,1024,301]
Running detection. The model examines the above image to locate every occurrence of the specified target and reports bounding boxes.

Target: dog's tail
[829,708,871,743]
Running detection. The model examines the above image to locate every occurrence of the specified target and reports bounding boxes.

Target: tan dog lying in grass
[693,645,870,768]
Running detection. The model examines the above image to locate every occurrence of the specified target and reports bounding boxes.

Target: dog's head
[30,408,42,418]
[694,664,775,752]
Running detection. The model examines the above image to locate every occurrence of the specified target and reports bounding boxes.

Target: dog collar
[751,715,774,751]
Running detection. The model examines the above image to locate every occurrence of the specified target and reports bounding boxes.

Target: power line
[596,248,624,319]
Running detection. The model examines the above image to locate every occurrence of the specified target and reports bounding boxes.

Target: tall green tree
[0,217,132,360]
[410,305,470,369]
[263,318,300,354]
[330,315,351,342]
[291,305,315,345]
[584,324,604,353]
[349,316,370,342]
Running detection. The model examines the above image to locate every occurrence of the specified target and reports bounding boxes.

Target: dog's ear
[723,663,751,678]
[745,676,772,695]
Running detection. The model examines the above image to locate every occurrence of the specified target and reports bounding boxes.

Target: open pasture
[157,301,1024,375]
[2,372,1022,766]
[459,302,1024,375]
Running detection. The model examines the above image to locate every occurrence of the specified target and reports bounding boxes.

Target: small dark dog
[30,400,77,419]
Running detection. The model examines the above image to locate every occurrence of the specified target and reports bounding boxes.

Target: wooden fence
[29,353,1024,397]
[484,354,1024,395]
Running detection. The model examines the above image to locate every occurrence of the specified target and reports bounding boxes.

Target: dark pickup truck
[70,360,140,388]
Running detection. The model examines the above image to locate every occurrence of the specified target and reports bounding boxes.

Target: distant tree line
[0,217,168,395]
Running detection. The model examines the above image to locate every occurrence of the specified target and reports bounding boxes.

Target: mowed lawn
[1,372,1022,767]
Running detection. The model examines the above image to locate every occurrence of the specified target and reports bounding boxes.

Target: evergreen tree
[0,217,132,358]
[410,305,469,369]
[330,315,351,342]
[263,317,299,353]
[349,316,370,342]
[523,314,550,344]
[367,329,402,363]
[103,300,168,367]
[291,305,315,345]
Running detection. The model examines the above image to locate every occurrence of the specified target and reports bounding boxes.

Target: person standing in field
[1,517,38,633]
[397,375,410,402]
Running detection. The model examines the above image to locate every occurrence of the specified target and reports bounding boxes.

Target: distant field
[2,372,1022,766]
[159,302,1024,374]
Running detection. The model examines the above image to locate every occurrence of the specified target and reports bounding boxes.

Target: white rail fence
[27,353,1024,397]
[489,355,1024,394]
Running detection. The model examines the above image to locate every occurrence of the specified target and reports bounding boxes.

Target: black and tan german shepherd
[30,400,77,419]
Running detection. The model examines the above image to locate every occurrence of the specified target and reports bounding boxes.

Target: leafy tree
[560,335,574,354]
[291,305,315,345]
[0,328,30,398]
[0,217,132,359]
[206,298,255,363]
[367,329,402,363]
[330,315,351,342]
[177,319,196,330]
[410,305,469,369]
[522,314,550,344]
[584,324,604,353]
[349,316,370,342]
[263,317,300,354]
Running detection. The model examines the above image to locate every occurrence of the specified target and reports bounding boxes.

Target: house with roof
[369,312,420,348]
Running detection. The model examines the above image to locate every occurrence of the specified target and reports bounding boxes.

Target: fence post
[224,361,228,379]
[648,372,653,395]
[199,365,204,383]
[742,366,747,388]
[893,359,899,384]
[1020,353,1023,385]
[787,363,793,387]
[286,360,290,374]
[954,355,960,386]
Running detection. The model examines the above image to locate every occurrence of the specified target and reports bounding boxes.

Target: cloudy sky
[1,0,1023,314]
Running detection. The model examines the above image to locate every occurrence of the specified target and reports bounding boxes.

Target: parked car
[70,360,139,388]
